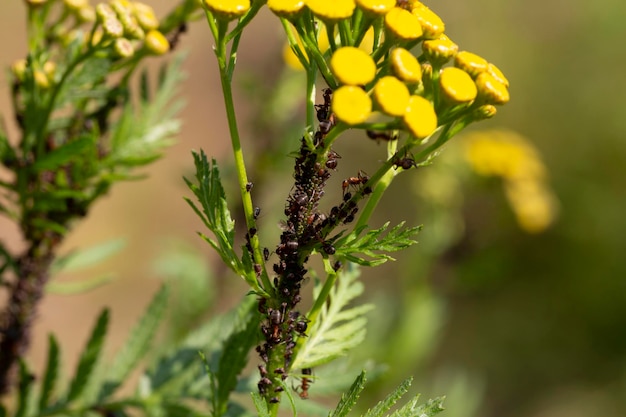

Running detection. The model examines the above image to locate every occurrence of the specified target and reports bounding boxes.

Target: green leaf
[330,371,367,417]
[251,393,270,417]
[389,396,445,417]
[334,222,421,267]
[364,378,412,417]
[46,274,114,295]
[215,301,260,415]
[66,308,109,402]
[39,334,61,410]
[99,285,169,400]
[293,265,373,369]
[32,135,96,171]
[184,150,245,280]
[15,360,35,417]
[51,239,126,275]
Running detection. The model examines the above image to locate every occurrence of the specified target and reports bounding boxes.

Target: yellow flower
[330,47,377,85]
[132,2,160,30]
[422,34,458,65]
[403,95,437,139]
[505,179,557,233]
[63,0,88,11]
[476,72,510,105]
[268,0,305,17]
[144,29,170,55]
[96,3,117,22]
[385,7,423,41]
[43,61,56,78]
[332,86,372,125]
[487,62,509,88]
[11,59,27,81]
[411,2,444,39]
[77,6,96,23]
[306,0,355,21]
[34,70,51,89]
[454,51,488,78]
[204,0,250,21]
[102,17,125,38]
[439,67,477,104]
[114,37,135,57]
[356,0,395,15]
[390,47,422,83]
[373,76,410,117]
[358,26,375,53]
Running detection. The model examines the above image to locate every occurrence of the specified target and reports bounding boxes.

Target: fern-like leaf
[38,334,61,410]
[98,285,169,400]
[15,360,35,417]
[363,378,412,417]
[292,266,373,369]
[251,393,270,417]
[388,396,445,417]
[330,371,367,417]
[334,222,421,266]
[66,308,109,402]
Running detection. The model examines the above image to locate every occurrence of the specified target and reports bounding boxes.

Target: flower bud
[422,34,458,65]
[390,48,422,83]
[132,2,160,30]
[332,86,372,125]
[439,67,477,104]
[356,0,395,16]
[12,59,27,81]
[455,51,488,78]
[373,76,410,117]
[144,29,170,55]
[403,95,437,139]
[114,37,135,58]
[330,47,377,85]
[475,72,509,105]
[204,0,251,21]
[385,7,423,41]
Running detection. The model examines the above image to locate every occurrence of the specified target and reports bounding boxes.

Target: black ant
[296,368,313,399]
[393,152,416,170]
[366,130,397,142]
[342,171,369,195]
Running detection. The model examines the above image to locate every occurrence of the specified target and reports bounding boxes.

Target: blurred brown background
[2,1,626,417]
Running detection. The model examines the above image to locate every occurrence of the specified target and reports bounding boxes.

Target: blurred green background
[2,1,626,417]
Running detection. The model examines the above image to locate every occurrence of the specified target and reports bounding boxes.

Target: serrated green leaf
[46,274,114,295]
[330,371,367,417]
[99,285,169,400]
[251,393,270,417]
[32,135,96,171]
[412,397,445,417]
[15,360,35,417]
[51,238,126,275]
[293,266,373,369]
[334,222,421,266]
[363,378,412,417]
[39,334,61,410]
[66,308,109,402]
[215,302,260,415]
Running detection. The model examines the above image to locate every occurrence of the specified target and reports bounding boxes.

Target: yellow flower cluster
[269,0,510,140]
[463,130,557,233]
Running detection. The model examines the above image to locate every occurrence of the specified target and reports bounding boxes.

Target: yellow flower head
[268,0,305,17]
[505,180,556,233]
[114,37,135,58]
[385,7,423,41]
[356,0,395,15]
[411,2,445,39]
[454,51,488,78]
[144,29,170,55]
[102,17,124,38]
[77,6,96,23]
[487,62,509,88]
[332,86,372,125]
[330,47,377,85]
[132,2,160,30]
[439,66,477,104]
[63,0,88,11]
[11,59,27,81]
[34,70,51,89]
[475,72,510,105]
[306,0,355,21]
[403,95,437,139]
[43,61,56,78]
[474,104,497,120]
[390,47,422,83]
[422,34,458,65]
[204,0,250,21]
[96,3,117,22]
[373,76,410,117]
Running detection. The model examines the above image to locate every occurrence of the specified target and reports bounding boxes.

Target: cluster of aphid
[255,88,375,401]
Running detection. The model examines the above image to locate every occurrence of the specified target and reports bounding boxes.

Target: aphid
[254,263,262,275]
[333,260,342,271]
[246,182,253,192]
[263,247,270,261]
[322,242,335,255]
[254,206,261,219]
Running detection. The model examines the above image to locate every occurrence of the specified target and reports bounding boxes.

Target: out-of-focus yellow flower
[373,76,410,117]
[96,3,117,22]
[332,86,372,125]
[330,47,376,85]
[358,26,375,53]
[77,6,96,23]
[43,61,56,78]
[11,59,27,81]
[132,2,160,30]
[63,0,88,11]
[34,70,51,89]
[504,179,557,233]
[144,29,170,55]
[385,7,423,41]
[454,51,488,78]
[390,47,422,83]
[422,34,458,65]
[103,17,125,38]
[411,2,444,39]
[25,0,48,6]
[114,37,135,57]
[356,0,395,15]
[306,0,355,21]
[282,27,330,70]
[403,95,437,139]
[439,66,477,104]
[268,0,305,17]
[204,0,250,21]
[476,72,510,105]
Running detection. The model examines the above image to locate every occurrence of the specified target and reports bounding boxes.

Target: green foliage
[334,222,422,267]
[38,335,60,411]
[330,371,367,417]
[293,266,374,370]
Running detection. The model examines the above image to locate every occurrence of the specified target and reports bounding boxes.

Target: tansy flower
[411,2,445,39]
[144,29,170,55]
[422,34,458,65]
[390,48,422,83]
[132,2,160,30]
[403,95,437,139]
[332,86,372,125]
[385,7,423,41]
[487,62,509,88]
[439,67,477,104]
[268,0,305,17]
[356,0,395,15]
[102,17,125,38]
[330,47,376,85]
[114,37,135,58]
[204,0,250,21]
[63,0,88,11]
[373,76,410,117]
[454,51,488,78]
[11,59,27,81]
[306,0,355,22]
[475,72,509,105]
